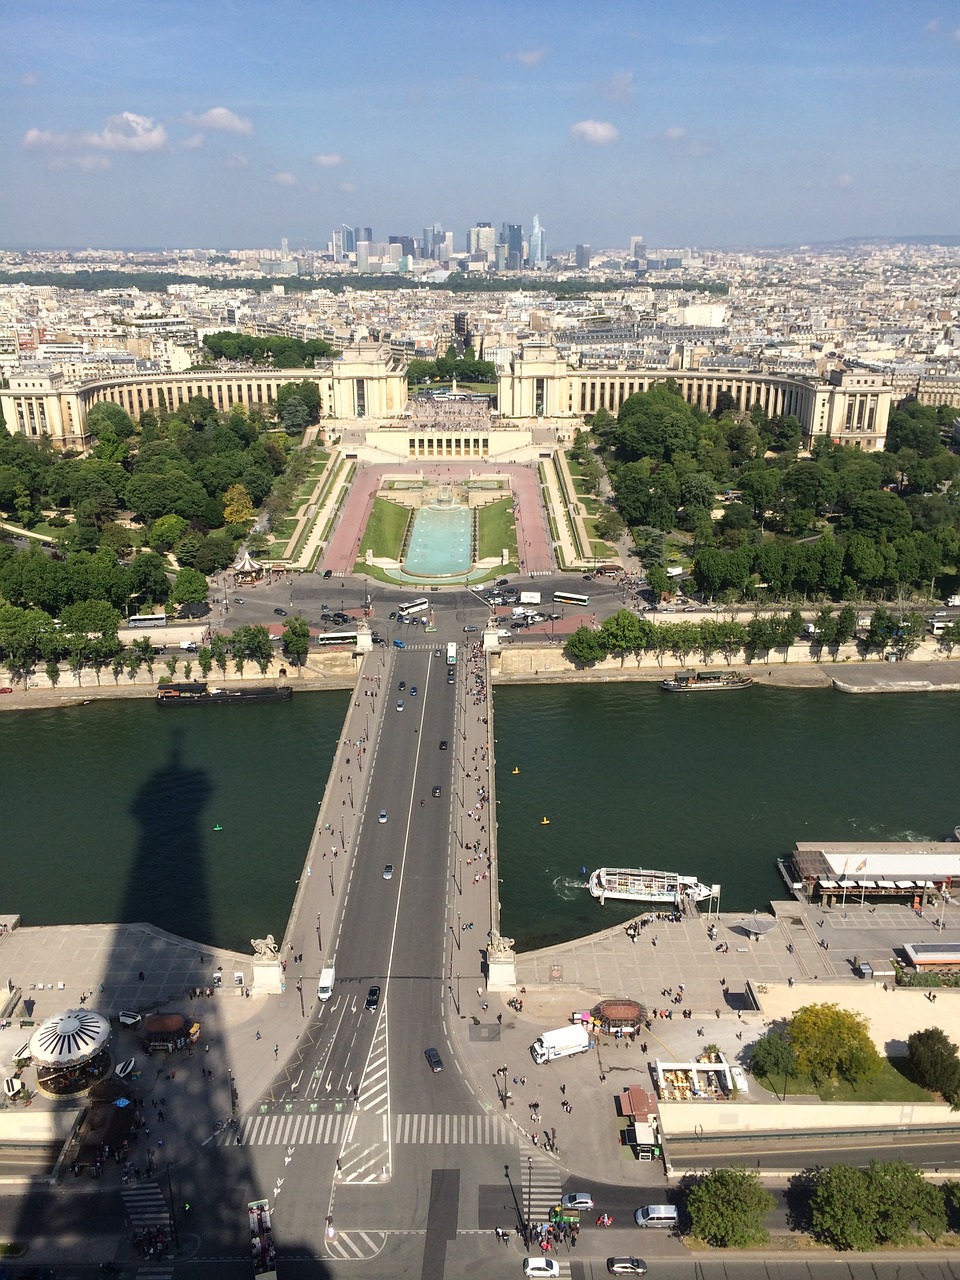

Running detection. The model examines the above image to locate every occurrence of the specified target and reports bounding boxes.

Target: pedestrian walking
[256,1030,261,1040]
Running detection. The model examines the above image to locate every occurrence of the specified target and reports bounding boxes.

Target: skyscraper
[354,226,373,248]
[468,222,495,257]
[528,215,546,266]
[575,244,591,270]
[341,224,355,254]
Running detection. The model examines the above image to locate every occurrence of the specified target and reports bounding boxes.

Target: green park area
[477,497,518,564]
[357,497,409,560]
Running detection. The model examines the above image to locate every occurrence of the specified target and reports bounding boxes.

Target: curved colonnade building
[0,339,893,457]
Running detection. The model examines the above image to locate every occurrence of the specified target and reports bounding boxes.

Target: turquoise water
[404,505,472,577]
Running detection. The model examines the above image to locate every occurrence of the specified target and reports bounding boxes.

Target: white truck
[519,591,542,605]
[317,966,335,1001]
[947,596,960,607]
[530,1024,590,1065]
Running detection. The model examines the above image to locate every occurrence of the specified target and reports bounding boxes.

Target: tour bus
[316,630,358,648]
[552,591,590,607]
[128,613,167,629]
[446,641,457,666]
[398,597,430,617]
[594,565,620,578]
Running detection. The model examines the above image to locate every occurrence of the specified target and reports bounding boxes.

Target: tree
[222,484,255,527]
[594,507,625,541]
[907,1027,960,1104]
[598,609,643,666]
[209,633,229,675]
[809,1164,879,1251]
[750,1028,795,1096]
[279,395,310,433]
[687,1169,775,1248]
[171,567,209,614]
[281,615,311,673]
[149,513,188,552]
[646,564,669,602]
[564,626,605,666]
[787,1003,881,1085]
[810,1162,946,1250]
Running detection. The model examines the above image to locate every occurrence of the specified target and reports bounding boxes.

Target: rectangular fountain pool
[404,505,473,578]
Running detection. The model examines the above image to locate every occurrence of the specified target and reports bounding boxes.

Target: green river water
[1,685,957,953]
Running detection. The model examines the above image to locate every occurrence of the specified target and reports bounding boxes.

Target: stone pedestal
[486,931,516,993]
[251,959,284,994]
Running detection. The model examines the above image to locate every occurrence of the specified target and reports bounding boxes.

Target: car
[607,1259,647,1276]
[323,569,333,579]
[439,740,448,750]
[933,610,947,618]
[321,611,334,621]
[388,611,398,620]
[496,577,509,586]
[234,596,245,604]
[582,573,593,580]
[364,985,381,1012]
[393,639,406,648]
[561,1191,595,1211]
[372,633,386,645]
[398,680,406,691]
[463,624,478,632]
[447,671,455,683]
[382,863,394,879]
[410,686,418,696]
[434,649,442,657]
[273,607,287,616]
[424,1046,443,1072]
[378,810,388,824]
[498,629,514,638]
[522,1260,560,1278]
[432,785,442,798]
[0,687,12,694]
[396,699,404,711]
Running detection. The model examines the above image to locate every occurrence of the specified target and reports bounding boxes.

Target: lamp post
[526,1156,533,1247]
[315,913,322,952]
[296,978,304,1018]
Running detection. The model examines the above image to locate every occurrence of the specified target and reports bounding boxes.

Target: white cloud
[82,112,167,152]
[273,171,298,186]
[183,133,205,149]
[312,152,343,167]
[646,124,713,158]
[225,152,249,169]
[570,119,619,146]
[338,180,356,193]
[23,127,71,150]
[183,106,253,135]
[598,71,634,104]
[508,48,546,67]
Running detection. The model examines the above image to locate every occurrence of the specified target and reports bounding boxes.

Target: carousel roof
[233,547,262,573]
[30,1008,111,1066]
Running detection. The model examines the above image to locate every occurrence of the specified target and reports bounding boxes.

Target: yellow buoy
[540,817,550,825]
[512,767,520,775]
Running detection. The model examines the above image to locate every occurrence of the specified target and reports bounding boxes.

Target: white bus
[316,630,358,648]
[552,591,590,607]
[398,597,430,617]
[446,642,457,666]
[127,613,168,629]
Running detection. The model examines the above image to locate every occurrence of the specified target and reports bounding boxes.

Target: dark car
[398,680,406,691]
[323,569,333,579]
[424,1046,443,1072]
[388,611,397,620]
[234,596,245,604]
[365,985,381,1013]
[496,577,509,586]
[439,740,448,750]
[410,686,417,696]
[432,785,442,798]
[273,607,287,616]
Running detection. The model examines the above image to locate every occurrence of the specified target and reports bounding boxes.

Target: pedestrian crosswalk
[219,1110,518,1148]
[323,1228,387,1262]
[524,1153,564,1224]
[121,1181,171,1231]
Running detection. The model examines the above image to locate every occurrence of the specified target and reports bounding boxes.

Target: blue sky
[4,0,960,251]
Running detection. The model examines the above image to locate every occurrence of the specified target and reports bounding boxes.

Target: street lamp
[526,1157,533,1246]
[316,913,322,952]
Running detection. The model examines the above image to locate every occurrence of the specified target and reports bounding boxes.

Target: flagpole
[841,858,849,909]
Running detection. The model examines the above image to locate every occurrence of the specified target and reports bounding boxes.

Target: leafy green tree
[45,659,60,688]
[599,609,643,666]
[111,654,124,684]
[279,395,311,433]
[171,567,209,614]
[810,1164,878,1251]
[564,626,605,666]
[746,616,776,661]
[788,1003,881,1085]
[750,1028,795,1095]
[716,621,747,664]
[687,1169,775,1247]
[595,507,625,541]
[197,647,213,678]
[646,564,669,602]
[669,621,700,665]
[209,633,229,675]
[280,615,311,673]
[149,513,188,552]
[907,1027,960,1104]
[810,1162,945,1250]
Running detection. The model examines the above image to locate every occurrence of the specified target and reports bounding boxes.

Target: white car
[561,1191,594,1211]
[378,810,388,824]
[523,1260,560,1278]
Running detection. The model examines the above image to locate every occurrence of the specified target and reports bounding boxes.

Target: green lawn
[756,1059,935,1103]
[477,497,517,561]
[358,498,409,560]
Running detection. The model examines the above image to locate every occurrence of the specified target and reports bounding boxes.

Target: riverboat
[660,669,752,691]
[156,682,292,705]
[588,867,712,906]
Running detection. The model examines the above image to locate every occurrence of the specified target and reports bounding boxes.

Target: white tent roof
[30,1008,111,1066]
[233,548,262,574]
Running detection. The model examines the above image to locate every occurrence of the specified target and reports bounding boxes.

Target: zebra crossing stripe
[121,1182,171,1229]
[230,1110,518,1148]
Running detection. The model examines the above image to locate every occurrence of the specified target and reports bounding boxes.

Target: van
[317,966,335,1001]
[634,1204,678,1229]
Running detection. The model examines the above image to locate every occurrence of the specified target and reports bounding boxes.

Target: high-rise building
[629,234,647,266]
[332,229,344,262]
[575,244,591,270]
[422,223,444,260]
[341,224,356,254]
[528,215,546,266]
[354,226,373,248]
[389,235,416,258]
[467,222,496,257]
[439,232,454,262]
[502,222,523,256]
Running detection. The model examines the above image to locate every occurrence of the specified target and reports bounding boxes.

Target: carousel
[232,547,265,586]
[29,1008,114,1098]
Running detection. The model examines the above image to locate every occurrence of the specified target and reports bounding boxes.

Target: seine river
[2,685,959,953]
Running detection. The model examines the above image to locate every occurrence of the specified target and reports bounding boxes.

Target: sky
[3,0,960,252]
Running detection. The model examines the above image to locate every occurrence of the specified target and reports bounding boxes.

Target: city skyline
[3,0,960,252]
